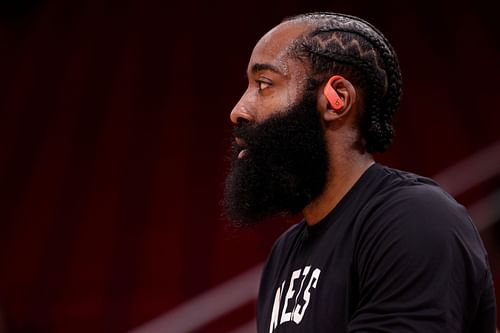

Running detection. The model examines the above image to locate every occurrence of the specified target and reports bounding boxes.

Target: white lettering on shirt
[293,268,320,323]
[280,269,301,324]
[268,265,321,332]
[269,280,285,333]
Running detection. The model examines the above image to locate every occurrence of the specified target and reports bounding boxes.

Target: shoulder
[354,165,489,277]
[361,165,472,232]
[348,166,495,330]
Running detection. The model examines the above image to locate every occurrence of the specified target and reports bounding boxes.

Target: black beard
[223,93,329,226]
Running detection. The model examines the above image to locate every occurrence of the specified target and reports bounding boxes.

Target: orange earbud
[323,75,344,111]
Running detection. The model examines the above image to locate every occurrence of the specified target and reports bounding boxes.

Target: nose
[230,98,253,124]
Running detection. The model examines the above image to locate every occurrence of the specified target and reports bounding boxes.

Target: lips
[235,137,248,159]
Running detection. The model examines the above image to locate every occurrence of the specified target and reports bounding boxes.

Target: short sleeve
[348,185,495,332]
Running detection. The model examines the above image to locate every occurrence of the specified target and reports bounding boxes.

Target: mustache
[232,119,268,144]
[231,109,304,146]
[232,122,252,144]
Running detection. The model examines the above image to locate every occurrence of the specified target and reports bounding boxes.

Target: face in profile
[223,21,332,225]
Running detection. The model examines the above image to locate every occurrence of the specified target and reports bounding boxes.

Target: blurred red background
[0,0,499,332]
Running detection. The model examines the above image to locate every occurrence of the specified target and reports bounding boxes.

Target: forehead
[248,21,311,76]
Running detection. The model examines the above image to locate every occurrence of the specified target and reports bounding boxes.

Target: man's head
[223,12,402,225]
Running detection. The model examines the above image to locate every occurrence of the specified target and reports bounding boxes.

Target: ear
[317,75,357,123]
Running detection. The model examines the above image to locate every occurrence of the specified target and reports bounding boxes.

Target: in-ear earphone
[323,75,344,111]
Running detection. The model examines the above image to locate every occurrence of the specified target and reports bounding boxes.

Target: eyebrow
[250,63,285,76]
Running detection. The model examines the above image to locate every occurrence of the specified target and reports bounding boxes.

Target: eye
[256,80,271,91]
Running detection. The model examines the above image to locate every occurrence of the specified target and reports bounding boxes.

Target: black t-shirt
[257,163,496,333]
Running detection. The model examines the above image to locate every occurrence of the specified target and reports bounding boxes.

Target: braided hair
[284,12,403,153]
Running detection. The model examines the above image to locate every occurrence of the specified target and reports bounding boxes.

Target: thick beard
[223,93,329,226]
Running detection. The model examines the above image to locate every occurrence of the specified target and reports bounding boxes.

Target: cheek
[256,97,291,122]
[255,92,295,123]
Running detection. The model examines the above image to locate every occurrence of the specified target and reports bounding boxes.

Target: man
[223,12,496,332]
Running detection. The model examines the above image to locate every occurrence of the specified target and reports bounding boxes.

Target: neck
[302,149,374,226]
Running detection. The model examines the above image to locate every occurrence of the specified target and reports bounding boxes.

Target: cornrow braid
[284,12,403,153]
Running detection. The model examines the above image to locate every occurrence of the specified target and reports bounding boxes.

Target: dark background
[0,0,499,332]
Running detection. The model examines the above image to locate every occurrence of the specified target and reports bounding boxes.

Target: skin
[230,20,375,226]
